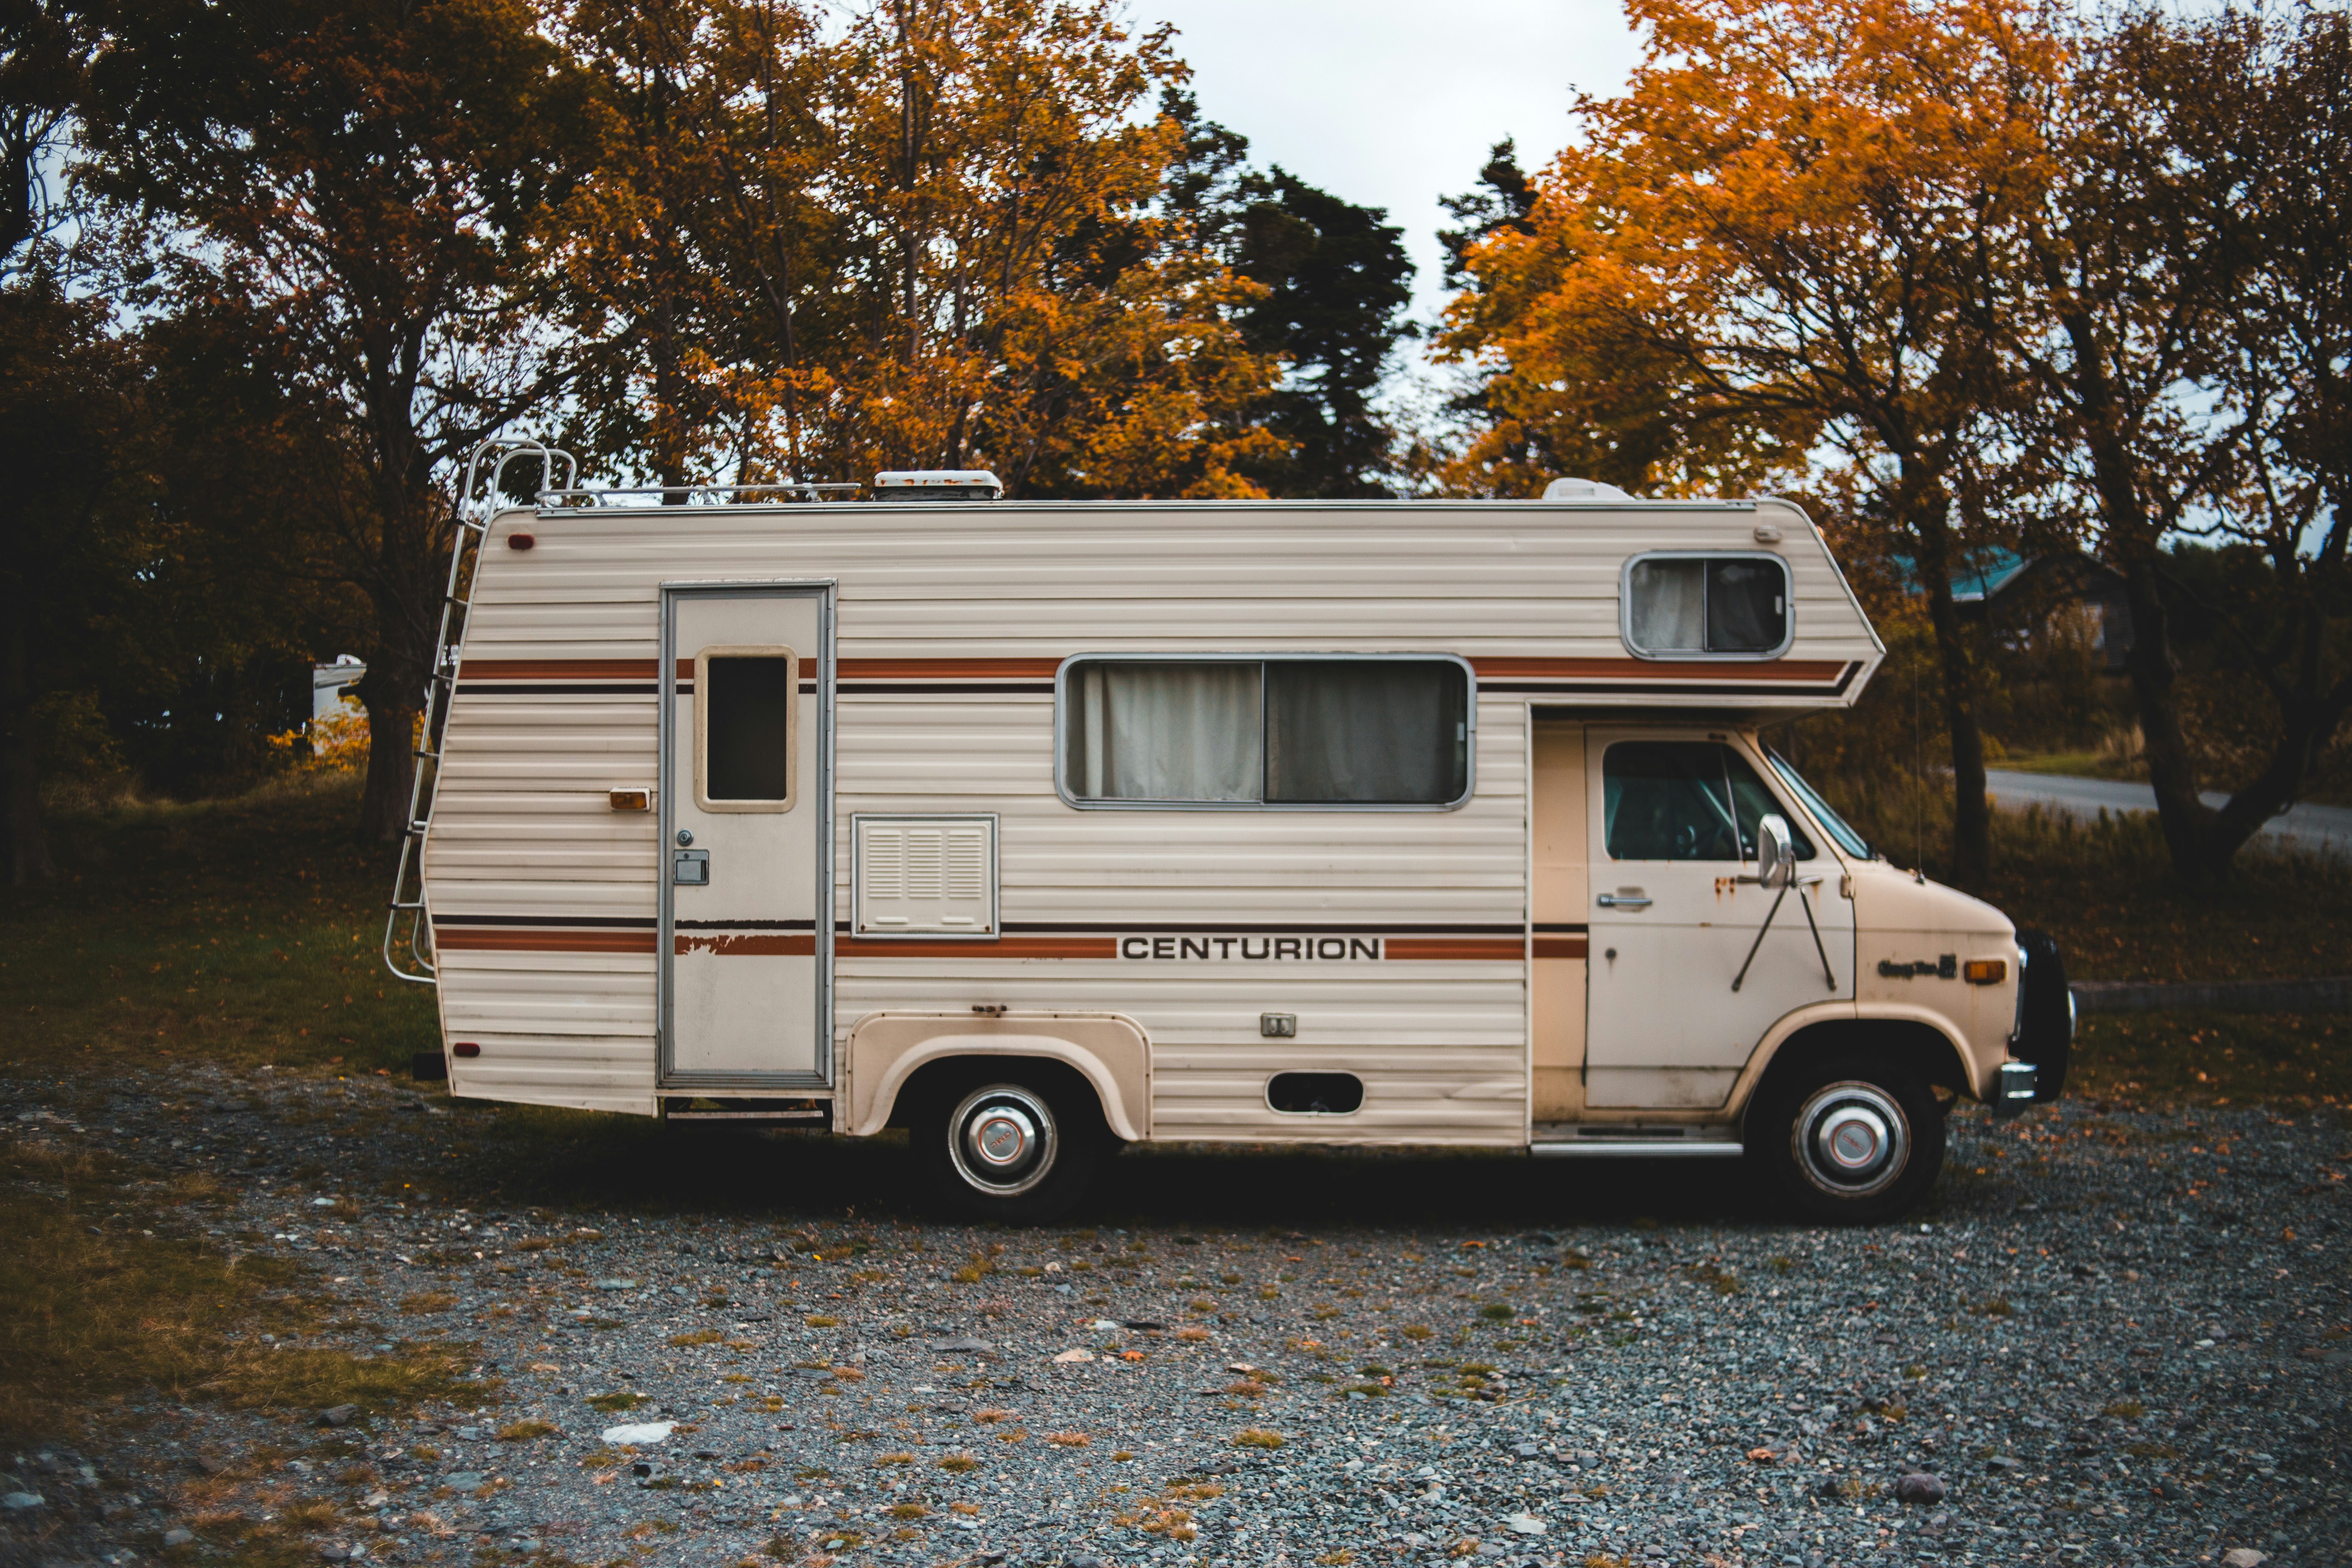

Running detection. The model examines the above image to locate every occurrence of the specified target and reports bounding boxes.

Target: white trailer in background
[387,447,2073,1223]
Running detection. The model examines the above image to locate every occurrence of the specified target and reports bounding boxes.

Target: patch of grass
[804,1314,838,1328]
[399,1291,458,1315]
[1044,1430,1089,1447]
[496,1419,557,1441]
[938,1453,979,1472]
[0,775,438,1077]
[0,1133,479,1441]
[585,1391,649,1412]
[1477,1303,1514,1320]
[1400,1324,1433,1341]
[668,1330,724,1347]
[1233,1428,1284,1449]
[2066,1011,2352,1107]
[2101,1400,2145,1420]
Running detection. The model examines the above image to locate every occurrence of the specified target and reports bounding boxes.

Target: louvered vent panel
[855,815,995,935]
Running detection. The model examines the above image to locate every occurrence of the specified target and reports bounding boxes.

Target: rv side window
[696,646,797,810]
[1602,741,1814,861]
[1623,553,1790,657]
[1061,657,1471,808]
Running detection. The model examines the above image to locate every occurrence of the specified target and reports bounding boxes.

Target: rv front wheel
[915,1076,1103,1224]
[1751,1057,1945,1223]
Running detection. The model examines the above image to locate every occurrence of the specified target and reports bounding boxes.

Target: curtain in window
[1628,559,1706,652]
[1265,661,1467,804]
[1072,662,1262,801]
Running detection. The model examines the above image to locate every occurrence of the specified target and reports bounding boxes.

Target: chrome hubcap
[1792,1081,1909,1197]
[949,1085,1058,1197]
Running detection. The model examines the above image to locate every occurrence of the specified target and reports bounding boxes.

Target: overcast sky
[1138,0,1645,329]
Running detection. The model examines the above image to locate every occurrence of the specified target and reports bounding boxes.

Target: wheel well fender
[1738,1016,1972,1129]
[844,1012,1148,1141]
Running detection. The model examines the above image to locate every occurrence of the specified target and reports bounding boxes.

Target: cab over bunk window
[1060,657,1472,808]
[1623,553,1791,656]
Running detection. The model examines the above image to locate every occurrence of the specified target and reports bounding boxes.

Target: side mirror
[1756,814,1795,889]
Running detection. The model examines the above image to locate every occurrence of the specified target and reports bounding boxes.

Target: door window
[1602,741,1813,862]
[696,646,797,810]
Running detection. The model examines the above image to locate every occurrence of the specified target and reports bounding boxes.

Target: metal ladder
[381,438,579,985]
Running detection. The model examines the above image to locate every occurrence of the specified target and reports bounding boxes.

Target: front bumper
[2000,928,2076,1112]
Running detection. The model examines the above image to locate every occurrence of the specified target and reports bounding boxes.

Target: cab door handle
[1596,891,1651,909]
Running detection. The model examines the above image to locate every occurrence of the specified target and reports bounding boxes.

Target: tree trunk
[1906,502,1993,890]
[0,564,55,883]
[2115,551,2224,879]
[354,668,420,848]
[1922,572,1992,892]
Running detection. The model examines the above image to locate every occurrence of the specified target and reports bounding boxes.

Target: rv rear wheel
[1750,1057,1945,1223]
[914,1075,1104,1225]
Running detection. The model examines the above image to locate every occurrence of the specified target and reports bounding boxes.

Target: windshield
[1764,750,1873,860]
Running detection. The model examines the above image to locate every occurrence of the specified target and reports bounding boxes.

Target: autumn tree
[2024,3,2352,880]
[557,0,1283,498]
[1439,0,2064,887]
[85,0,591,841]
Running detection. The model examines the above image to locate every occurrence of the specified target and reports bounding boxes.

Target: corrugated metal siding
[423,498,1879,1131]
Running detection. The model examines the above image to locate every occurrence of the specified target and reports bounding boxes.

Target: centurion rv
[386,443,2073,1223]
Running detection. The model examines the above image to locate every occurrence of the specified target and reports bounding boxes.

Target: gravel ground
[3,1066,2346,1568]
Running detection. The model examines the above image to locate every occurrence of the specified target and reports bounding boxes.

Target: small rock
[2220,1552,2269,1568]
[319,1403,359,1427]
[1895,1472,1946,1505]
[1502,1511,1548,1535]
[1053,1349,1094,1363]
[318,1545,354,1562]
[162,1527,196,1547]
[1987,1455,2023,1470]
[593,1279,638,1291]
[444,1472,486,1489]
[1511,1442,1540,1458]
[927,1337,992,1354]
[600,1421,677,1445]
[1089,1318,1121,1330]
[0,1491,42,1511]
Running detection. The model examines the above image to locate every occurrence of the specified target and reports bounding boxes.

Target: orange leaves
[1438,0,2067,503]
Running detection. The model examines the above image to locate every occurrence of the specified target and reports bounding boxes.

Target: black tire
[910,1068,1106,1225]
[1748,1056,1946,1223]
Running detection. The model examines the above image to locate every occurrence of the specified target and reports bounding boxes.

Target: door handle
[1596,892,1651,908]
[674,849,710,885]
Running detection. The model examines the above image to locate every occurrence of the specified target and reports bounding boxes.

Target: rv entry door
[660,585,833,1087]
[1584,729,1853,1109]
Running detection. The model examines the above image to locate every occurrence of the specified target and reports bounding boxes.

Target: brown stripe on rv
[454,658,821,681]
[1533,937,1589,959]
[434,928,657,953]
[837,936,1119,959]
[837,658,1063,681]
[1384,937,1525,961]
[675,933,817,956]
[1468,656,1850,683]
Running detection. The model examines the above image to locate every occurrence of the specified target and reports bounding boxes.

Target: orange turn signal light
[1963,959,2008,985]
[453,1041,482,1058]
[608,787,651,811]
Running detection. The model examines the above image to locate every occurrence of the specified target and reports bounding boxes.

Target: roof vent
[873,469,1003,502]
[1543,476,1632,501]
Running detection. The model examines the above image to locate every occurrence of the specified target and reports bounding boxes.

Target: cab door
[659,584,832,1088]
[1583,729,1853,1109]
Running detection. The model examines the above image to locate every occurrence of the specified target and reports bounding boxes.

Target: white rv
[388,446,2073,1224]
